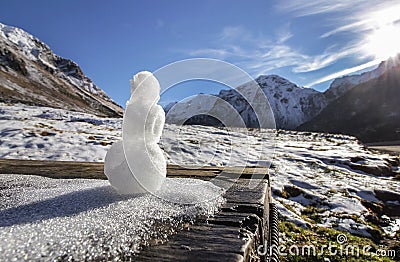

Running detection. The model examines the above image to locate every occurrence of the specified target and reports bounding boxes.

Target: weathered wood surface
[135,174,271,262]
[0,158,268,179]
[0,159,272,261]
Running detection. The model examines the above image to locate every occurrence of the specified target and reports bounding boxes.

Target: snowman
[104,71,166,194]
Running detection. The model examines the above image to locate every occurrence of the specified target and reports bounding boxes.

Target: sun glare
[365,25,400,60]
[363,6,400,60]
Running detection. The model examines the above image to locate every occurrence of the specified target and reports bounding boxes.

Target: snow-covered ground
[0,174,223,260]
[0,103,120,161]
[1,103,399,240]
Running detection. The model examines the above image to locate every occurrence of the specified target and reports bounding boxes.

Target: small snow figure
[104,71,166,194]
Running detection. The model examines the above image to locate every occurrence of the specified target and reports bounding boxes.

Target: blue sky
[1,0,399,106]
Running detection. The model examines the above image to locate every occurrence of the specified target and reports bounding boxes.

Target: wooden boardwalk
[0,158,273,261]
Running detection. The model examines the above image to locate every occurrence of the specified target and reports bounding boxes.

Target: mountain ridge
[299,56,400,143]
[0,22,123,117]
[165,55,399,143]
[324,55,400,102]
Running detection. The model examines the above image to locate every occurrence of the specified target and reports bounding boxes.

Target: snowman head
[129,71,161,105]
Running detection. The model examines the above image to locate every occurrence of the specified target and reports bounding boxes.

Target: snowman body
[104,71,166,194]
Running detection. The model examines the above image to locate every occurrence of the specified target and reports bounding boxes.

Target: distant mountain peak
[0,23,49,57]
[256,74,298,88]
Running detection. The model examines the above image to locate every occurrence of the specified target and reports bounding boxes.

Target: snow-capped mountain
[0,22,123,117]
[253,75,327,129]
[165,55,400,134]
[166,75,328,129]
[324,54,400,102]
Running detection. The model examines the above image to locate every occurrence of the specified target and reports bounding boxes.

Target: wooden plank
[0,159,106,179]
[135,179,270,262]
[0,159,268,179]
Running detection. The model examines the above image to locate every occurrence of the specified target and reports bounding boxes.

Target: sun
[363,4,400,60]
[364,24,400,60]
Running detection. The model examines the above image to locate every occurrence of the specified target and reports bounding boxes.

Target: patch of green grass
[327,189,337,194]
[278,221,396,262]
[335,214,365,225]
[280,201,298,214]
[301,206,326,224]
[339,188,350,197]
[323,167,349,176]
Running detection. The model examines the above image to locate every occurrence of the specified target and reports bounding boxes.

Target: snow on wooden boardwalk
[0,159,273,261]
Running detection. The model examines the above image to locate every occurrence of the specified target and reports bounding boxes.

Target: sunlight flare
[364,24,400,60]
[363,5,400,60]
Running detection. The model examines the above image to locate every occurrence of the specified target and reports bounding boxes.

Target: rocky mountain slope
[324,55,400,102]
[254,75,327,129]
[0,22,123,117]
[166,75,328,129]
[299,56,400,143]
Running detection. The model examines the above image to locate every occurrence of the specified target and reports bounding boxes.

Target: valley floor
[0,103,399,261]
[368,145,400,154]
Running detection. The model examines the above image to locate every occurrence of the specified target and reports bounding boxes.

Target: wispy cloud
[293,44,361,73]
[276,0,400,41]
[219,26,250,40]
[320,2,400,38]
[185,25,360,77]
[188,48,230,58]
[321,21,365,38]
[306,59,381,87]
[275,0,397,17]
[276,30,293,44]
